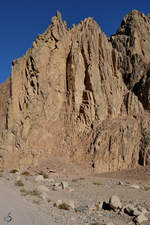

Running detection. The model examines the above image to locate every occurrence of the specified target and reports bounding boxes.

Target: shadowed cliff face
[0,10,149,172]
[111,10,150,110]
[0,78,10,131]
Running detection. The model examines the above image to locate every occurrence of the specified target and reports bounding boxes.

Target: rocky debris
[90,194,150,224]
[1,168,150,225]
[52,181,71,191]
[138,206,148,215]
[4,212,13,223]
[134,214,148,224]
[118,181,124,185]
[125,204,140,216]
[125,204,148,217]
[109,195,122,211]
[95,201,104,211]
[75,205,89,213]
[124,204,149,224]
[52,183,62,191]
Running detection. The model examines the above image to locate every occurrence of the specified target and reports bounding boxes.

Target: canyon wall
[0,10,150,172]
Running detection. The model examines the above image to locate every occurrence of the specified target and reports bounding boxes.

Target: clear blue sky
[0,0,150,84]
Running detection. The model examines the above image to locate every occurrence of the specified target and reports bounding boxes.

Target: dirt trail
[0,180,50,225]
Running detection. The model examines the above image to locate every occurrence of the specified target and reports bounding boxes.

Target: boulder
[130,184,140,189]
[134,214,148,224]
[35,175,44,182]
[125,204,141,216]
[109,195,122,211]
[61,181,69,190]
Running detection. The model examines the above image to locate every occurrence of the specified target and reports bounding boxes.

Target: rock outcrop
[0,10,149,172]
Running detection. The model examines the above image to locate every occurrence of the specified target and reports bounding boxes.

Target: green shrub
[93,182,104,186]
[20,188,41,197]
[38,172,48,179]
[15,180,24,186]
[10,169,18,173]
[33,200,40,204]
[21,171,30,176]
[144,186,150,191]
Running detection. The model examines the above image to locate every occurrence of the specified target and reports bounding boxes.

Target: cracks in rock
[65,47,76,113]
[124,91,130,114]
[139,124,150,166]
[26,57,40,96]
[81,45,92,92]
[108,136,112,153]
[77,47,96,123]
[29,56,39,73]
[84,67,92,92]
[5,112,8,130]
[51,31,59,43]
[112,49,116,73]
[110,29,150,112]
[66,50,71,95]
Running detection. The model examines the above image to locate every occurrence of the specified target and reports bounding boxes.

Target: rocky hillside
[0,10,150,172]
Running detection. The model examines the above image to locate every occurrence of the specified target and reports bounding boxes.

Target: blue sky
[0,0,150,84]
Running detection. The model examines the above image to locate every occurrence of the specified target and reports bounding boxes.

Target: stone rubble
[1,169,150,225]
[134,214,148,224]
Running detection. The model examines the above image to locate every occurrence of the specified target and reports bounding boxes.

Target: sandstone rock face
[0,78,10,131]
[0,10,149,172]
[110,10,150,110]
[110,10,150,166]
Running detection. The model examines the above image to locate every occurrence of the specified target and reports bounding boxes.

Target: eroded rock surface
[0,10,150,172]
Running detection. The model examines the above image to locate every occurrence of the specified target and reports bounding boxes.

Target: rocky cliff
[0,10,150,172]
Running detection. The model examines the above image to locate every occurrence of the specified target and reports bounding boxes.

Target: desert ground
[0,160,150,225]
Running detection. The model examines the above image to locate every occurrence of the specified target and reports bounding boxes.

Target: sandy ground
[0,164,150,225]
[0,179,50,225]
